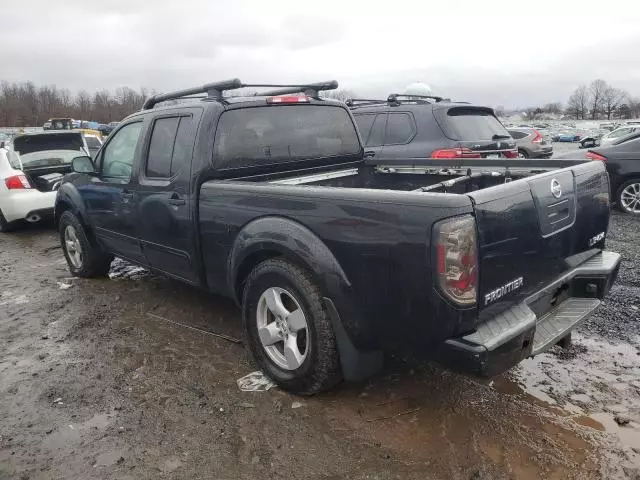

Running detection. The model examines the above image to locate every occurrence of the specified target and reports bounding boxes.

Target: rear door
[83,120,147,265]
[378,112,418,158]
[136,109,201,283]
[435,106,516,157]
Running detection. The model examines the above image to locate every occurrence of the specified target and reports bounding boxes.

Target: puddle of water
[44,413,114,451]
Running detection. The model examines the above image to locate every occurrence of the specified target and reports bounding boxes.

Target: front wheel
[616,179,640,214]
[242,258,342,395]
[59,211,113,277]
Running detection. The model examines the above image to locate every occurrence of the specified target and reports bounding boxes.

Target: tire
[517,149,529,159]
[242,258,342,395]
[59,211,113,277]
[616,179,640,215]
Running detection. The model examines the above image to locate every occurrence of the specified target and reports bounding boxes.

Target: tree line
[0,81,151,128]
[519,79,640,121]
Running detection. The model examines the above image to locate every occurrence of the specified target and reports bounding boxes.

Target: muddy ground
[0,213,638,480]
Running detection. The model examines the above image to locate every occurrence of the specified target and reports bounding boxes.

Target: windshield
[440,107,510,141]
[18,149,80,169]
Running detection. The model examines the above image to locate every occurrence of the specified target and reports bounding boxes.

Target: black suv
[347,94,517,159]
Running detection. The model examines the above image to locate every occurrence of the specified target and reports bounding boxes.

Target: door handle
[364,150,376,158]
[168,192,185,206]
[121,190,134,202]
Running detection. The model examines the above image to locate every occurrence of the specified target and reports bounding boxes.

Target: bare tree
[589,79,608,119]
[566,85,590,120]
[601,86,626,120]
[543,102,563,114]
[320,89,358,102]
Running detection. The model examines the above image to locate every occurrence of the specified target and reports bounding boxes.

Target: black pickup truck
[55,79,621,395]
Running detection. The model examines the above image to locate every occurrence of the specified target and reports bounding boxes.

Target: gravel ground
[0,211,638,480]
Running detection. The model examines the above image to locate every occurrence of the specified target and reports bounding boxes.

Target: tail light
[431,147,482,159]
[434,215,477,306]
[266,95,310,104]
[586,151,607,161]
[532,130,544,143]
[5,175,32,189]
[503,150,518,158]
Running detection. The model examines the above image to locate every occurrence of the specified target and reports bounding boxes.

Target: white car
[0,148,59,231]
[1,131,91,232]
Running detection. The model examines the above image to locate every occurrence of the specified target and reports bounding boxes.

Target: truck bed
[200,158,610,350]
[230,158,587,195]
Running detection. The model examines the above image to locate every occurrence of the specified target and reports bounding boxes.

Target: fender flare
[228,216,351,303]
[55,182,89,227]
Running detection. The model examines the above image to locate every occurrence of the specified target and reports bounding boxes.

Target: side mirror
[72,156,96,174]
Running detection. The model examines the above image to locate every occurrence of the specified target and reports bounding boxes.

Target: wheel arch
[228,216,351,305]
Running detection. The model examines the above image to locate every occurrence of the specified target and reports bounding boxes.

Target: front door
[135,111,200,283]
[82,120,147,265]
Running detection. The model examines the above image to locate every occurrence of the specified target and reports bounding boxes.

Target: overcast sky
[2,0,640,108]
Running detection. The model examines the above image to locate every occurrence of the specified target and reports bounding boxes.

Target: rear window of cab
[213,105,361,169]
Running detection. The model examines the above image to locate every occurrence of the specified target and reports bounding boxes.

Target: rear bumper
[437,251,621,377]
[1,190,57,223]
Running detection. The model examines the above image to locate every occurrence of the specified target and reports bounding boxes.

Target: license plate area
[529,282,571,321]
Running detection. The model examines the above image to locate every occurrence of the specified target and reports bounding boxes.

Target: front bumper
[437,251,621,377]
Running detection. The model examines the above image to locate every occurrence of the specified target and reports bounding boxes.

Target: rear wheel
[59,211,113,277]
[517,149,529,159]
[616,179,640,214]
[242,258,342,395]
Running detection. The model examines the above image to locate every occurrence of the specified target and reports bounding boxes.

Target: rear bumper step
[437,250,621,377]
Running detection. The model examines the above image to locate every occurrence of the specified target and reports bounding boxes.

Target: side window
[509,131,527,140]
[146,117,180,178]
[171,116,195,176]
[385,113,415,145]
[101,122,143,179]
[145,115,195,178]
[366,114,387,147]
[353,114,375,144]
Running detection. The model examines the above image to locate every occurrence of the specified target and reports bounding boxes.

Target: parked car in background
[55,79,619,395]
[0,146,70,231]
[43,118,75,130]
[507,128,553,158]
[347,94,517,159]
[555,131,640,214]
[82,133,103,158]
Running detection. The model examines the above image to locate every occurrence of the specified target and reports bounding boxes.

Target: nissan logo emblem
[550,178,562,198]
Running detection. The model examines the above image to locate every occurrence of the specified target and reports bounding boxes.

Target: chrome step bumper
[438,251,621,377]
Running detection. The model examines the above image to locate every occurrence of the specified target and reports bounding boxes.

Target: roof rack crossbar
[387,93,444,103]
[142,79,339,109]
[142,78,243,109]
[249,80,338,98]
[345,98,387,107]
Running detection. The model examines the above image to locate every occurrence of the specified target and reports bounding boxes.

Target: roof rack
[345,98,386,108]
[387,93,444,103]
[250,80,338,98]
[142,79,339,110]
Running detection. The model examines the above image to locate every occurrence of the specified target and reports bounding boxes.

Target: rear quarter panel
[199,182,474,349]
